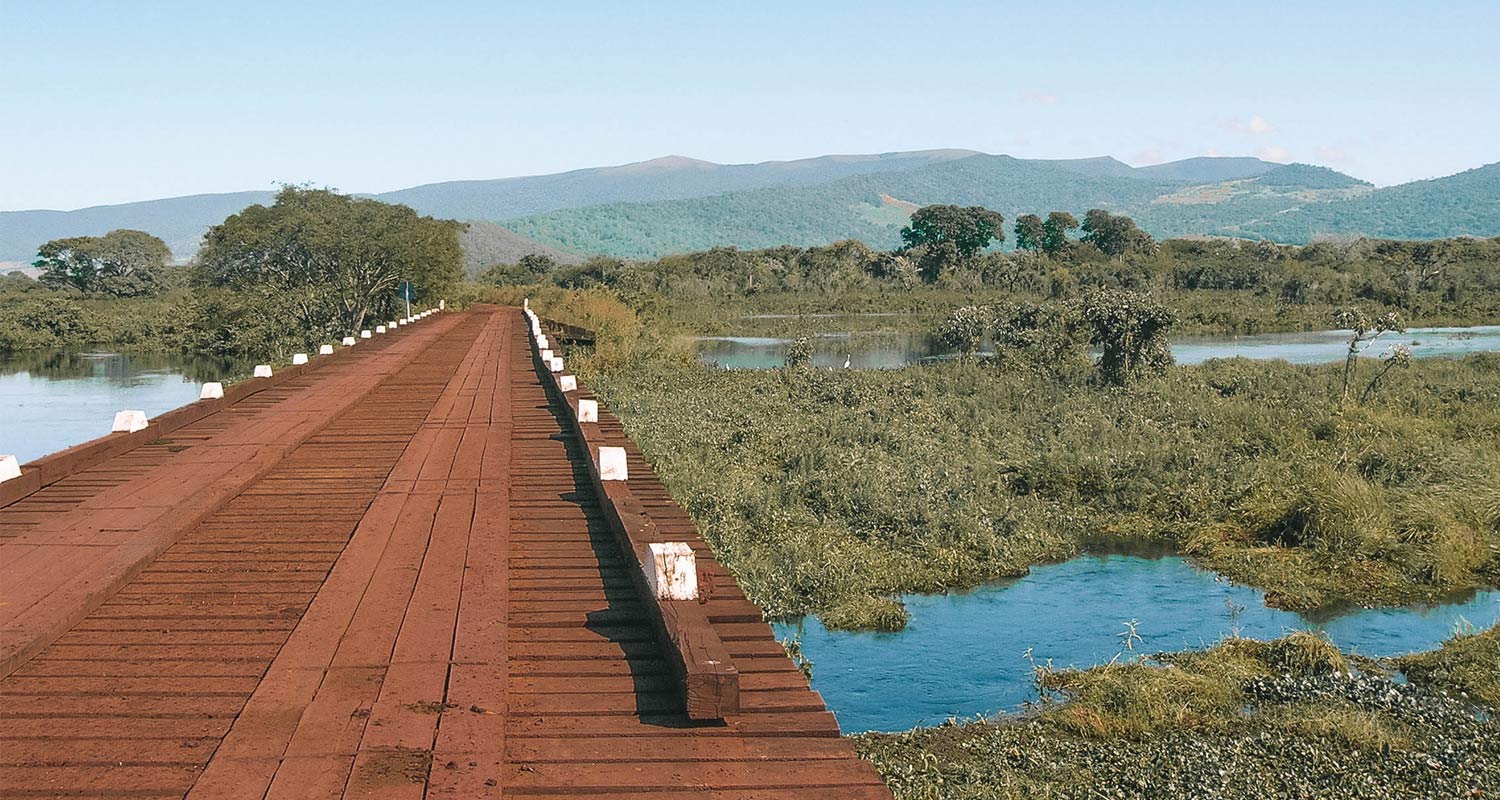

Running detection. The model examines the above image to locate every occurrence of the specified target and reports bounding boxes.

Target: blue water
[698,325,1500,370]
[773,554,1500,733]
[0,350,247,463]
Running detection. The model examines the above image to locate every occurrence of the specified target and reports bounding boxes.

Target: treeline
[1,188,463,356]
[479,204,1500,329]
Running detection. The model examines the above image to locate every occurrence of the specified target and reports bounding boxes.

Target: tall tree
[196,188,464,334]
[1080,209,1155,258]
[1041,212,1079,254]
[34,229,169,297]
[900,205,1005,282]
[900,205,1006,259]
[1014,214,1045,252]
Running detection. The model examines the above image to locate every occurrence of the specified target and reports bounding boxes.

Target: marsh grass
[1395,623,1500,705]
[856,629,1500,799]
[559,301,1500,626]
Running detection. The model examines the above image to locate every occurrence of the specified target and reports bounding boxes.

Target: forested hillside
[4,152,1496,265]
[503,157,1497,258]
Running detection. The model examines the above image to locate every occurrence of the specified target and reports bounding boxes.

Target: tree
[1014,215,1045,252]
[34,229,169,297]
[1332,308,1405,404]
[900,205,1005,283]
[1041,212,1079,254]
[1080,209,1155,258]
[482,253,560,286]
[196,187,464,335]
[936,305,991,360]
[1078,289,1175,385]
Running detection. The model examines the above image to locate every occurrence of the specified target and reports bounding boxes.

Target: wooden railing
[525,309,740,720]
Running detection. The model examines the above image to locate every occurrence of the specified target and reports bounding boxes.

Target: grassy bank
[551,290,1499,629]
[655,287,1500,340]
[855,626,1500,799]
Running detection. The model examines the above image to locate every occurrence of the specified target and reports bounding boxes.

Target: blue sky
[3,0,1496,211]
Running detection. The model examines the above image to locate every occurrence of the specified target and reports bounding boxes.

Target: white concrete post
[537,335,549,349]
[254,365,273,378]
[439,300,445,310]
[389,320,398,329]
[549,357,564,373]
[342,336,357,346]
[112,410,148,433]
[578,399,599,423]
[598,446,628,481]
[360,330,371,339]
[292,353,309,365]
[559,375,577,392]
[200,382,224,400]
[319,344,335,355]
[523,298,529,309]
[375,325,386,334]
[645,542,699,600]
[0,455,22,483]
[540,349,553,362]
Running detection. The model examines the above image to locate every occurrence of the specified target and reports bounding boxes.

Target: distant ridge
[0,191,274,264]
[372,149,980,221]
[2,150,1495,265]
[1136,157,1276,182]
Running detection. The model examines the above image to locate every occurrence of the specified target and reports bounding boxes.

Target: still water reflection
[774,554,1500,733]
[698,325,1500,370]
[0,350,248,462]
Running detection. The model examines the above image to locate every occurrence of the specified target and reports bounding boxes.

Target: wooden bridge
[0,306,891,799]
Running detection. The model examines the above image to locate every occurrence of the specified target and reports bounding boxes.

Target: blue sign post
[398,281,415,321]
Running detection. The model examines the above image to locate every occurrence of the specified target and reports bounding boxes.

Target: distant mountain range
[3,151,1497,269]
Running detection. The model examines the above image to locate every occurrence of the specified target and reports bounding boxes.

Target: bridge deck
[0,306,890,799]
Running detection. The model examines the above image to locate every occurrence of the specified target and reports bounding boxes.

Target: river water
[0,350,247,463]
[698,325,1500,370]
[772,554,1500,733]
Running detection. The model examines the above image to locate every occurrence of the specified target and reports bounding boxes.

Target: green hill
[459,221,581,276]
[3,151,1494,265]
[1231,162,1500,241]
[504,155,1468,259]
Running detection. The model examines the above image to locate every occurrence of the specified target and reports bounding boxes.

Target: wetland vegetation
[855,626,1499,799]
[502,220,1500,797]
[523,282,1499,630]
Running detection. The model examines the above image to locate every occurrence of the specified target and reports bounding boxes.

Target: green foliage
[899,204,1007,258]
[196,187,463,334]
[936,305,990,359]
[783,336,814,370]
[822,595,910,632]
[1014,214,1045,252]
[1078,289,1176,385]
[1080,209,1156,258]
[35,229,169,297]
[1041,211,1079,254]
[900,205,1007,283]
[481,253,560,286]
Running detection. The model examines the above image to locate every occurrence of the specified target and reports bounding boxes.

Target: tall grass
[556,294,1500,626]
